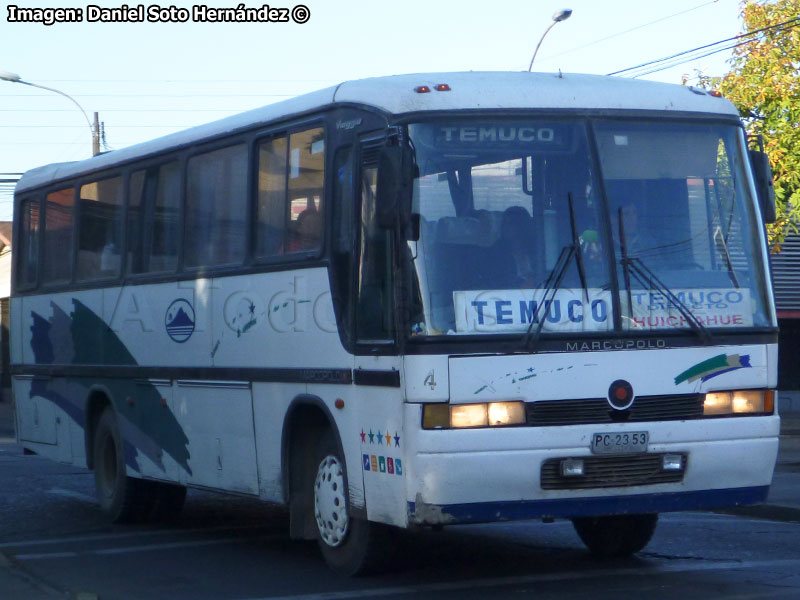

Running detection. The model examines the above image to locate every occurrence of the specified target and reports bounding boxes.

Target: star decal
[385,432,392,446]
[394,432,400,447]
[360,429,366,443]
[377,430,383,445]
[368,429,375,443]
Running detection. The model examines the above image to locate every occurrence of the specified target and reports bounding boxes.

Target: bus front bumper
[404,408,779,526]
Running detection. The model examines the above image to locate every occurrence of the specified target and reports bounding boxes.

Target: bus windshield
[407,119,772,337]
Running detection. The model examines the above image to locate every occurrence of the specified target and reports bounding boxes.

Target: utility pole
[93,112,101,156]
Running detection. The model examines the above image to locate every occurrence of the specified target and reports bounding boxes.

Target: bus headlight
[703,390,773,416]
[422,402,526,429]
[451,404,489,428]
[488,402,526,426]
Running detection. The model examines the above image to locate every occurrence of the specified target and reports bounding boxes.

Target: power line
[608,15,800,77]
[0,109,247,112]
[626,39,749,78]
[0,125,200,128]
[0,93,298,98]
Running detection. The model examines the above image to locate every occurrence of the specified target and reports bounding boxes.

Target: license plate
[591,431,649,454]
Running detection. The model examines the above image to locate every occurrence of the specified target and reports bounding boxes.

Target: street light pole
[0,70,99,156]
[528,9,573,72]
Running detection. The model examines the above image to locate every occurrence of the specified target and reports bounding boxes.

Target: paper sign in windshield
[452,288,753,334]
[626,288,753,330]
[453,289,613,334]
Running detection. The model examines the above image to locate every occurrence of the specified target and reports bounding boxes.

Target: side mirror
[376,144,414,229]
[749,149,776,223]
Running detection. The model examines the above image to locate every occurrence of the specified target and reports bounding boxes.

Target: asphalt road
[2,431,800,600]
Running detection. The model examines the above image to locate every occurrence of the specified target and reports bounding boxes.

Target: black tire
[93,407,154,523]
[312,430,393,576]
[572,513,658,558]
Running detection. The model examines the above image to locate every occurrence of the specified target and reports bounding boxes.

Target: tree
[697,1,800,248]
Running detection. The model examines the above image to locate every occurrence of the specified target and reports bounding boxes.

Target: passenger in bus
[491,206,540,289]
[290,207,321,252]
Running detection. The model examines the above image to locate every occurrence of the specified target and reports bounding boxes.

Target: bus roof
[15,71,739,193]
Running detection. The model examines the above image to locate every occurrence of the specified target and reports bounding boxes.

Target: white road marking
[0,524,268,549]
[13,534,282,561]
[94,536,260,555]
[15,552,79,561]
[238,559,800,600]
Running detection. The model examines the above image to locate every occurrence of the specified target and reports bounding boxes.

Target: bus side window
[127,162,180,274]
[256,135,288,258]
[287,128,324,253]
[185,144,248,268]
[256,127,325,258]
[43,188,75,284]
[77,176,124,281]
[17,197,41,289]
[356,164,394,342]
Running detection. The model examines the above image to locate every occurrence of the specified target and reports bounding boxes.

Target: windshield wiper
[522,193,587,350]
[521,244,573,350]
[618,208,711,342]
[713,225,741,288]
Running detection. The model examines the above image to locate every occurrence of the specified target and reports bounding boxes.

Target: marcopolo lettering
[439,126,555,143]
[566,339,668,351]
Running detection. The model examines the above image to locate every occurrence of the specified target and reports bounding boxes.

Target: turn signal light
[414,85,431,93]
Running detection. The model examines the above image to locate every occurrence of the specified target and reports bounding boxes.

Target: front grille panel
[526,394,704,426]
[540,453,687,490]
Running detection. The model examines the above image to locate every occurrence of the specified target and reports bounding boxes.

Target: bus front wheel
[571,513,658,558]
[312,431,392,575]
[93,407,154,523]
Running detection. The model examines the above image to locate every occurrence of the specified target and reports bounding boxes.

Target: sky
[0,0,748,220]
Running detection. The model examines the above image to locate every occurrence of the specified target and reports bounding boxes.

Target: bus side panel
[252,381,307,503]
[173,380,259,495]
[16,290,106,466]
[209,268,347,369]
[103,281,213,368]
[351,357,408,528]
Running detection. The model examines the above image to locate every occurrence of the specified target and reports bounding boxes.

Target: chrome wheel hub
[314,455,348,547]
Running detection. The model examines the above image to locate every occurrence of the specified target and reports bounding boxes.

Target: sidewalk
[0,401,67,599]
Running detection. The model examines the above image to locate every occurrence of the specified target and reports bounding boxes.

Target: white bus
[12,71,779,574]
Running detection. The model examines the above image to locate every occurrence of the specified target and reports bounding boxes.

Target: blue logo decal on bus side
[165,299,195,343]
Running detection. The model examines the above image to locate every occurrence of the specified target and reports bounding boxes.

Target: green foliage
[695,0,800,249]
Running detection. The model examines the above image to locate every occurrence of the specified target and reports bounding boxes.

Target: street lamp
[0,70,99,156]
[528,9,573,72]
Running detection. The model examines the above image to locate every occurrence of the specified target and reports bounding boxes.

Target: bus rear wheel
[312,431,392,575]
[93,407,154,523]
[572,513,658,558]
